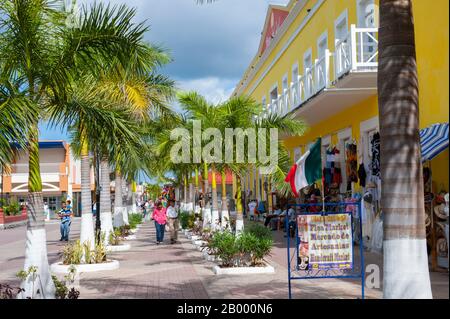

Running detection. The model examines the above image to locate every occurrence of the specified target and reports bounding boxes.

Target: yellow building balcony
[263,25,378,125]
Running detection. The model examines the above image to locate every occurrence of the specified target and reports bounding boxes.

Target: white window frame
[317,31,329,58]
[269,83,278,101]
[269,83,278,112]
[303,48,313,96]
[292,61,299,82]
[334,9,349,45]
[357,0,378,28]
[303,48,313,72]
[282,73,289,92]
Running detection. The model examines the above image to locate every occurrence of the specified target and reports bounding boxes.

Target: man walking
[167,199,179,244]
[58,201,73,241]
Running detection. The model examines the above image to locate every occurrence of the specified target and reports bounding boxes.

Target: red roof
[260,7,289,55]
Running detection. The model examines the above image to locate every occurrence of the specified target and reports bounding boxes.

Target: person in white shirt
[166,200,179,244]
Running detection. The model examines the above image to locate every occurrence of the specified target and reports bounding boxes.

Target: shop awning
[420,123,449,162]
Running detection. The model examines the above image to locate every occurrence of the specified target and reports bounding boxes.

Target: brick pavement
[0,219,448,299]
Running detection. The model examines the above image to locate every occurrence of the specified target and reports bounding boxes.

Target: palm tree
[0,0,158,298]
[378,0,432,299]
[169,93,306,233]
[0,85,37,170]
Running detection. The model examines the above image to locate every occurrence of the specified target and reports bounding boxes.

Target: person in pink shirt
[152,200,167,244]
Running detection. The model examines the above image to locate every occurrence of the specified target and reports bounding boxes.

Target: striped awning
[420,123,449,162]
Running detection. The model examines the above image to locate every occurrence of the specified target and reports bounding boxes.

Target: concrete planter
[51,260,120,274]
[193,240,207,249]
[122,235,137,240]
[106,244,131,252]
[212,263,275,275]
[190,235,201,241]
[202,250,219,262]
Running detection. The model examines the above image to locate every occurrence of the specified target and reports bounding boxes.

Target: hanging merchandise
[346,143,359,191]
[370,211,383,253]
[323,146,342,196]
[370,132,381,177]
[362,195,376,247]
[358,163,367,188]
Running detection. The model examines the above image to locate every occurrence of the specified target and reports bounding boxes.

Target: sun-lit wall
[235,0,448,192]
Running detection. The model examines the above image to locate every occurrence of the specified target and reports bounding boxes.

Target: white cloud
[176,77,236,104]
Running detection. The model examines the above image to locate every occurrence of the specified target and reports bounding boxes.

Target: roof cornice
[233,0,309,97]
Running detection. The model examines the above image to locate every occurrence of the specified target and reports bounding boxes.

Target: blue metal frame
[286,201,365,299]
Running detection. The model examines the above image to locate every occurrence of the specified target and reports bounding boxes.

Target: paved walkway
[0,219,448,299]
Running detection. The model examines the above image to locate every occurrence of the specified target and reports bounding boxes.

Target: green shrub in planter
[128,213,143,229]
[209,230,273,268]
[1,200,21,216]
[251,237,272,266]
[109,229,122,246]
[62,240,83,265]
[210,231,238,268]
[179,211,190,229]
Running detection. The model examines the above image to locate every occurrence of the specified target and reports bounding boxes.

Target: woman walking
[152,200,167,244]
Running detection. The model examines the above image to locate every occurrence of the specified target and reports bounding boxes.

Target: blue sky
[41,0,289,140]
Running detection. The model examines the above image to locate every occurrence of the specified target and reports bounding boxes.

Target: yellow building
[234,0,449,202]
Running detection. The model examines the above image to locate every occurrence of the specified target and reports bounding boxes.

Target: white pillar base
[202,208,212,229]
[113,207,124,227]
[383,238,432,299]
[211,210,220,230]
[122,207,129,225]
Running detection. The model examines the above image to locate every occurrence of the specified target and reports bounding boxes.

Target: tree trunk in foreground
[210,168,219,230]
[100,160,113,244]
[221,170,230,230]
[235,176,244,234]
[80,141,95,249]
[113,171,124,227]
[379,0,432,299]
[122,177,129,225]
[20,130,55,299]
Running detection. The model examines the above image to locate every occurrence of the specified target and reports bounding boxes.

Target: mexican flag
[285,138,322,197]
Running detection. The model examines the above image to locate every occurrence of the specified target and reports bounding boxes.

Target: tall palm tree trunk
[194,168,200,213]
[210,167,219,230]
[183,174,188,210]
[203,163,212,228]
[113,171,124,227]
[235,176,244,234]
[80,139,95,249]
[379,0,432,299]
[21,128,55,299]
[131,181,137,213]
[100,159,113,245]
[122,177,129,225]
[188,180,194,212]
[221,170,229,229]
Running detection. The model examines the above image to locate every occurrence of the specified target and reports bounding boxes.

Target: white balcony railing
[261,25,378,119]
